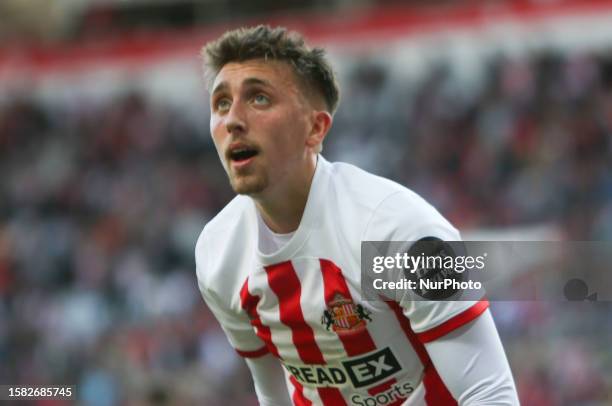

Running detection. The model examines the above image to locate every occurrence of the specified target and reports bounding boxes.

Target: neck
[254,155,317,234]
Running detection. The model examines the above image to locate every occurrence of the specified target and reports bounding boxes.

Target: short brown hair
[202,25,340,114]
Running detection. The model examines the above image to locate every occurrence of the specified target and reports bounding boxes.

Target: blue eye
[253,94,269,105]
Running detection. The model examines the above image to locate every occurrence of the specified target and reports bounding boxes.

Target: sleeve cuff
[416,298,490,343]
[235,345,270,358]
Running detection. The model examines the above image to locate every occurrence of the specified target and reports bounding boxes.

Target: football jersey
[196,156,489,406]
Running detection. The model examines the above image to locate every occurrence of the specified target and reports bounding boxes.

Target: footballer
[195,25,519,405]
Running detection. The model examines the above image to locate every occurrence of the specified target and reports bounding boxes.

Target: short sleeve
[363,190,489,342]
[196,230,269,358]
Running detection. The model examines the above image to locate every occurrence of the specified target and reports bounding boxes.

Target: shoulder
[328,161,404,201]
[195,195,254,294]
[325,160,406,218]
[204,194,252,233]
[326,161,459,241]
[368,186,459,241]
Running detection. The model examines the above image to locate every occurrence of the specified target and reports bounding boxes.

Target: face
[209,59,316,196]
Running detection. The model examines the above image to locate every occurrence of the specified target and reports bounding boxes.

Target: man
[196,25,519,405]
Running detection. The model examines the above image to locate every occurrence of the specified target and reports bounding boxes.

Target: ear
[305,110,332,150]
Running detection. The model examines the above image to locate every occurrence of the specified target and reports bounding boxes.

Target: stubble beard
[229,167,269,196]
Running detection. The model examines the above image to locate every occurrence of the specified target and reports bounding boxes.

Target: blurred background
[1,0,612,404]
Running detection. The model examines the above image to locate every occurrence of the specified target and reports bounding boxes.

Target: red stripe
[235,346,269,358]
[417,299,490,343]
[318,388,348,405]
[364,379,406,406]
[387,301,457,406]
[290,376,312,406]
[266,262,325,364]
[266,261,345,405]
[289,377,345,406]
[320,260,404,405]
[319,259,377,354]
[239,278,280,358]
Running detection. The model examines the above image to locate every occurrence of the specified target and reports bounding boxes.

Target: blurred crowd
[1,47,611,405]
[331,50,612,239]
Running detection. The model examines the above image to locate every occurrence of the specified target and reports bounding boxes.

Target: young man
[196,25,519,405]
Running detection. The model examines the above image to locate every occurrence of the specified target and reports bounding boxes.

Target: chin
[231,176,268,196]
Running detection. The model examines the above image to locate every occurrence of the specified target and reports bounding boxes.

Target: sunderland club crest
[321,293,372,334]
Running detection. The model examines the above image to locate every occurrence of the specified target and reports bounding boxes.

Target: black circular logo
[404,238,465,300]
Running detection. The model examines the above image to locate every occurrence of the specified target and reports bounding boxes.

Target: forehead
[211,59,300,93]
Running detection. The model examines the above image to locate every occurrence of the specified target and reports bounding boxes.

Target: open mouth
[229,147,258,163]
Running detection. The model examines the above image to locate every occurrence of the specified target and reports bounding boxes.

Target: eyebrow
[211,77,273,96]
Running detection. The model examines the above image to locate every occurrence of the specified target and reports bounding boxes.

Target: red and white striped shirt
[196,156,490,405]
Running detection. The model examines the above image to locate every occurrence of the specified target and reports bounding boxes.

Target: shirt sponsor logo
[321,294,372,334]
[283,347,402,389]
[350,380,415,406]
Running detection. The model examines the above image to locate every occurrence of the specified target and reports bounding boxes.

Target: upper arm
[195,229,269,357]
[424,309,519,405]
[245,355,292,406]
[362,190,484,335]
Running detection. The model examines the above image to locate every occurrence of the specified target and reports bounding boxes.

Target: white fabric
[245,355,292,405]
[257,211,295,255]
[424,309,519,406]
[196,155,518,405]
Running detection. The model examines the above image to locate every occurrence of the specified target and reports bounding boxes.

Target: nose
[225,100,247,135]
